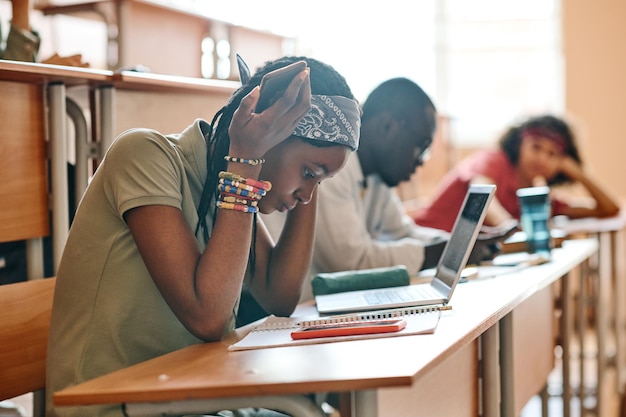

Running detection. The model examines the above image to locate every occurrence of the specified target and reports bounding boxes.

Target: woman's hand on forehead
[228,69,311,159]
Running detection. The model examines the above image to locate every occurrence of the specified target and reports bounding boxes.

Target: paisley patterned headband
[236,54,360,151]
[293,94,360,151]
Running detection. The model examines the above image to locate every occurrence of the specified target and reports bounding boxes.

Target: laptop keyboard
[364,285,441,305]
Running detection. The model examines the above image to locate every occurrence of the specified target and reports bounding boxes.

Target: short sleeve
[100,129,185,218]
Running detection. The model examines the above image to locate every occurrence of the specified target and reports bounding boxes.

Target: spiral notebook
[228,304,449,351]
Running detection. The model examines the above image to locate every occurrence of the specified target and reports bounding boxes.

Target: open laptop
[315,184,496,314]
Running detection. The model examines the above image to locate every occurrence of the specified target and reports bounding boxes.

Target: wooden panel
[0,277,56,400]
[114,88,234,138]
[112,69,237,138]
[512,284,556,414]
[121,1,210,77]
[0,81,49,242]
[229,26,288,77]
[378,341,479,417]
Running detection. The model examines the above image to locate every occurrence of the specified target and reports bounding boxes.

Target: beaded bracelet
[224,155,265,166]
[218,184,265,199]
[218,171,272,191]
[221,190,258,201]
[219,178,269,195]
[216,201,259,213]
[220,194,258,207]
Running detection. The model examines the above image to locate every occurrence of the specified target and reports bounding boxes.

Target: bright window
[135,0,564,147]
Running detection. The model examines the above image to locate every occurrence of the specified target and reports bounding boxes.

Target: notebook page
[229,305,447,351]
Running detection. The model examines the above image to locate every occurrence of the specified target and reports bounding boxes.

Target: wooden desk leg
[500,313,514,417]
[99,85,115,157]
[596,234,611,416]
[540,384,549,416]
[578,263,586,417]
[481,324,500,417]
[562,270,572,417]
[611,230,625,395]
[48,82,69,273]
[66,96,90,208]
[26,238,45,280]
[352,390,378,417]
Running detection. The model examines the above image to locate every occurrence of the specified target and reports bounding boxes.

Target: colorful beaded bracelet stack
[216,171,270,214]
[224,155,265,166]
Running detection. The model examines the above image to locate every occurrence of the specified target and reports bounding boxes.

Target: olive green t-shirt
[46,119,236,417]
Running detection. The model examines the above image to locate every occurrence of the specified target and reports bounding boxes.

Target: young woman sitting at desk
[45,56,361,417]
[412,114,620,232]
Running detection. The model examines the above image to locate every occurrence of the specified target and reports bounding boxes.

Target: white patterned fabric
[293,95,360,151]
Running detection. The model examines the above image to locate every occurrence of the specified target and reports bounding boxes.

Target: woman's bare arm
[557,156,620,219]
[249,189,319,317]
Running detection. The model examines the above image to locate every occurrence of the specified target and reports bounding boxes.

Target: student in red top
[413,114,620,232]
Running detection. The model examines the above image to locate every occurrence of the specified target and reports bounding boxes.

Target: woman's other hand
[557,155,585,181]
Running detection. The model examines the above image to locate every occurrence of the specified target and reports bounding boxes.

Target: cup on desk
[516,186,552,257]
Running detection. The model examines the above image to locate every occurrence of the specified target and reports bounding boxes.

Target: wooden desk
[0,60,112,276]
[53,239,597,417]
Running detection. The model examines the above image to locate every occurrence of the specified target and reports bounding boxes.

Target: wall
[562,0,626,201]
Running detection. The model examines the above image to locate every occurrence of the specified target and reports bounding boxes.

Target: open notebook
[229,304,449,351]
[315,184,496,314]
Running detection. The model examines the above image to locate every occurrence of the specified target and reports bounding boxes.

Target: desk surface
[53,239,597,408]
[112,70,239,94]
[0,60,240,94]
[553,210,626,234]
[0,59,112,86]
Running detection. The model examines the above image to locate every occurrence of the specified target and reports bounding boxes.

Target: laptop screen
[435,185,495,288]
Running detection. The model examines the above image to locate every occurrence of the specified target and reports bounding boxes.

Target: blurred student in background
[412,114,620,232]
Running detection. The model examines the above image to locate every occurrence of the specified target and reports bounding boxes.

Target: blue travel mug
[516,186,552,257]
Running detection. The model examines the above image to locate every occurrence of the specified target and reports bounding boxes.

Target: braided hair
[195,56,356,242]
